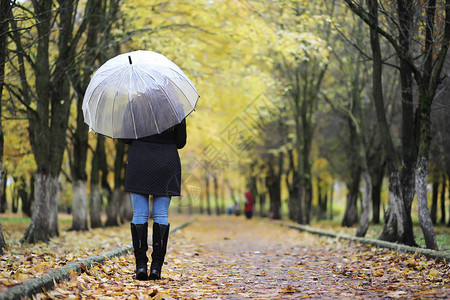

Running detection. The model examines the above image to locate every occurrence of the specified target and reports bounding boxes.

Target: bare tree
[344,0,449,249]
[8,0,96,243]
[0,0,14,254]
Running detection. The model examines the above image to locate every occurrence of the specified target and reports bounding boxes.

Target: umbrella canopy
[82,50,199,139]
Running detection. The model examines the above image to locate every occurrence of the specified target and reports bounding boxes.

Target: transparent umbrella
[82,50,199,139]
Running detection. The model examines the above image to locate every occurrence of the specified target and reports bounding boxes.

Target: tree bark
[0,1,12,255]
[371,160,385,224]
[23,176,34,217]
[213,175,220,215]
[342,115,361,227]
[258,176,267,217]
[379,165,407,243]
[266,153,283,220]
[119,192,132,223]
[89,135,103,228]
[431,179,439,224]
[286,148,301,222]
[0,173,5,213]
[205,175,211,215]
[22,172,50,243]
[342,177,359,227]
[71,180,88,231]
[329,182,334,220]
[415,158,438,250]
[47,176,60,237]
[89,185,102,228]
[105,141,122,227]
[0,220,5,254]
[448,171,450,227]
[356,170,372,237]
[440,175,446,224]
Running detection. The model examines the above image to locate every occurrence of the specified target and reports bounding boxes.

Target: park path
[35,215,449,299]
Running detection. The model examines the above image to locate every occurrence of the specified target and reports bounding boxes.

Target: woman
[123,119,186,281]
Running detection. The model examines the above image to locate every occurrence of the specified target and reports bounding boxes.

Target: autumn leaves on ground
[1,215,449,299]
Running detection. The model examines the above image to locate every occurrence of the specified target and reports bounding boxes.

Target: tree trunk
[440,175,446,225]
[329,182,334,220]
[89,135,103,229]
[71,180,88,231]
[109,141,126,225]
[101,140,115,227]
[47,176,59,238]
[317,181,325,220]
[205,175,211,215]
[342,137,360,228]
[415,158,438,250]
[22,172,50,243]
[221,179,226,216]
[23,176,34,217]
[0,2,12,258]
[110,189,128,224]
[16,177,29,215]
[214,175,220,215]
[342,179,359,227]
[356,170,372,237]
[119,192,132,223]
[89,185,102,228]
[258,176,266,217]
[0,173,5,213]
[266,154,283,220]
[0,220,5,254]
[431,179,439,224]
[303,166,313,224]
[371,162,385,224]
[286,149,300,222]
[12,184,19,213]
[379,166,408,243]
[104,185,116,226]
[248,169,258,217]
[448,170,450,227]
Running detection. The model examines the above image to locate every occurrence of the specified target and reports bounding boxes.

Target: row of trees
[0,0,449,254]
[235,0,450,250]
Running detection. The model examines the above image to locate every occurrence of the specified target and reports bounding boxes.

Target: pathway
[34,216,449,299]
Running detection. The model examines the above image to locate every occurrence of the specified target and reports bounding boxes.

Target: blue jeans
[131,193,171,225]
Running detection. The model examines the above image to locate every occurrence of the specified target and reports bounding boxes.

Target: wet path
[160,216,449,299]
[34,215,449,299]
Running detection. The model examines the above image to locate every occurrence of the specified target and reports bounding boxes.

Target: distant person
[233,200,241,216]
[123,119,186,281]
[227,205,233,215]
[244,190,253,219]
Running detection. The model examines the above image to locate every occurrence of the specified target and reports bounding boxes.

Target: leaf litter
[1,215,449,299]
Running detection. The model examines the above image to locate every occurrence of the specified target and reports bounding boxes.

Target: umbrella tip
[128,56,132,65]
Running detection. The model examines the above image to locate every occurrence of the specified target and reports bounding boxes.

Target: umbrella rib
[129,67,139,139]
[156,63,200,98]
[163,67,200,107]
[93,68,124,137]
[153,66,199,109]
[138,67,195,122]
[134,69,160,133]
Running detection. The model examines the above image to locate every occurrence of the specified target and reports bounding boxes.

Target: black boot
[149,222,170,280]
[130,223,148,280]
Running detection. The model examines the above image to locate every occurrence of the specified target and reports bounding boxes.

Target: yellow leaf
[428,269,440,277]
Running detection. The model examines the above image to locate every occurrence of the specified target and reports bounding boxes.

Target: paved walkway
[35,215,449,299]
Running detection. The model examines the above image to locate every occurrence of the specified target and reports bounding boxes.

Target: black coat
[123,120,186,197]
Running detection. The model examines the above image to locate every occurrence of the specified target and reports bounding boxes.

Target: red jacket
[244,191,253,212]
